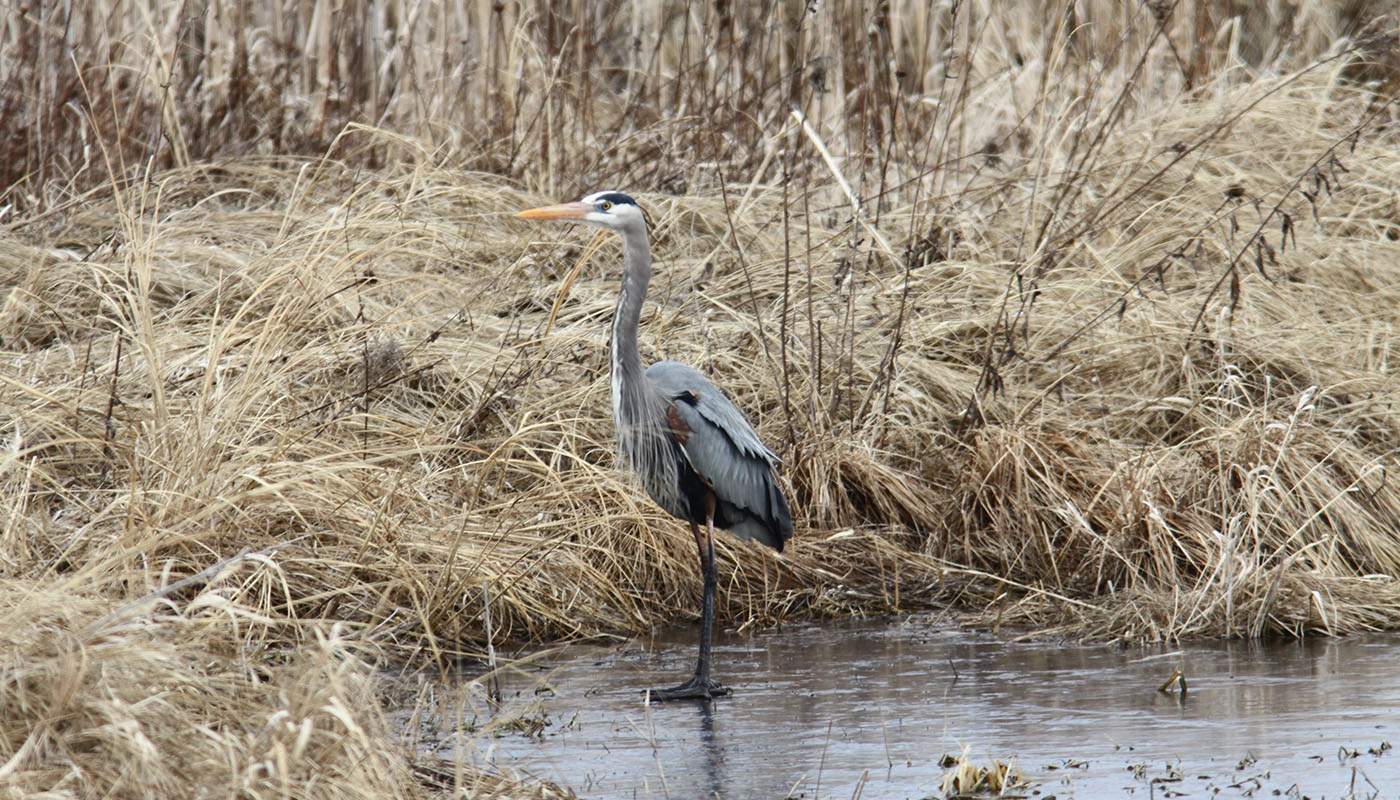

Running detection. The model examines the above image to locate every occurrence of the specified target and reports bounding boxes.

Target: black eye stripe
[593,192,636,206]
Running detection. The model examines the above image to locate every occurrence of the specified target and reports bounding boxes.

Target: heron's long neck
[612,228,652,424]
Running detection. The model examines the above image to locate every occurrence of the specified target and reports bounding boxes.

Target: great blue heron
[517,191,794,701]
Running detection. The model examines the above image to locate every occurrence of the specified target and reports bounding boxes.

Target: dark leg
[649,518,731,702]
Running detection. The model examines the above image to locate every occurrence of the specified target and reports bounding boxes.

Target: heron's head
[515,191,647,234]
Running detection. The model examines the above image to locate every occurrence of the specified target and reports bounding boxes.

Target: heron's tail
[717,483,793,552]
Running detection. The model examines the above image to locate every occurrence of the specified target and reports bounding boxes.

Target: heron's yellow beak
[516,201,589,221]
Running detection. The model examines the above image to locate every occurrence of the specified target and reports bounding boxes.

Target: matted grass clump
[3,0,1400,796]
[1,570,428,799]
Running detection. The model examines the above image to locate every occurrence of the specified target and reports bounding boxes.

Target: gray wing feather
[646,361,772,459]
[646,361,792,548]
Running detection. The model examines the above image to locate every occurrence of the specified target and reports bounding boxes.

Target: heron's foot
[646,677,731,702]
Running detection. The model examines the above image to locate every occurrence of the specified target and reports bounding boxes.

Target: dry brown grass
[3,0,1400,797]
[0,570,423,799]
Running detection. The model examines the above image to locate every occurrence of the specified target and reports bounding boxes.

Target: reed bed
[3,0,1400,797]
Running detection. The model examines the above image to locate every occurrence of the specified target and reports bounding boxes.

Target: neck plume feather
[609,227,673,498]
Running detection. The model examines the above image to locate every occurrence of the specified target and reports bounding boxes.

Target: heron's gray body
[607,214,792,552]
[615,361,792,550]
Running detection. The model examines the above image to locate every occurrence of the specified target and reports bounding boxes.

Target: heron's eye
[600,201,612,211]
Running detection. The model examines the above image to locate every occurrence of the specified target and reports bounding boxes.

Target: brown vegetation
[2,0,1400,797]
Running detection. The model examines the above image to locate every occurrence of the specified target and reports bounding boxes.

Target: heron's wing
[645,361,773,461]
[646,361,793,550]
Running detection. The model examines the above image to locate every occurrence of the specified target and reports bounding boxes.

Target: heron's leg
[648,515,731,702]
[694,518,718,683]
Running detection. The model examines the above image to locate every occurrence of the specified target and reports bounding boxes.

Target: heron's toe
[646,679,730,702]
